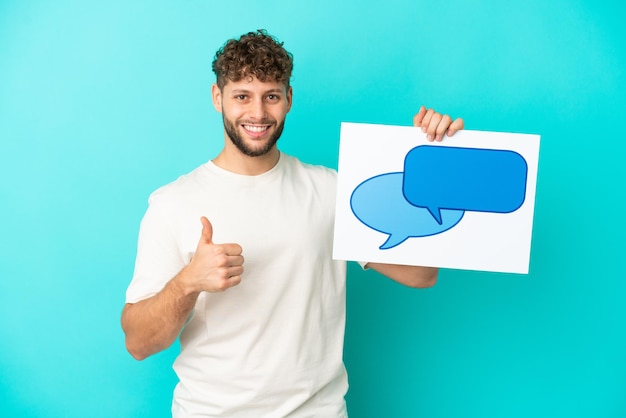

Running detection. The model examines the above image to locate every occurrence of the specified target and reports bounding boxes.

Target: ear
[286,86,293,113]
[211,83,223,113]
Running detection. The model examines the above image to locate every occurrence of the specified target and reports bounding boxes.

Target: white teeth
[244,125,269,133]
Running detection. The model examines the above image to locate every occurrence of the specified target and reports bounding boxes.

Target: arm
[121,275,200,360]
[121,217,244,360]
[365,262,438,288]
[362,106,463,288]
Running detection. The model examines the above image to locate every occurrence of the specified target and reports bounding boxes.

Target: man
[122,30,463,417]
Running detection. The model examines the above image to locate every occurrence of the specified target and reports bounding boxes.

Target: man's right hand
[182,216,244,293]
[122,216,243,360]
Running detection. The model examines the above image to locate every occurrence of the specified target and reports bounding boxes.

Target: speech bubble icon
[350,172,464,249]
[403,146,528,224]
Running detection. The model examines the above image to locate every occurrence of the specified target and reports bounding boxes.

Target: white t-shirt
[126,153,348,417]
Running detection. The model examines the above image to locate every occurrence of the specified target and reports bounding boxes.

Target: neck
[212,145,280,176]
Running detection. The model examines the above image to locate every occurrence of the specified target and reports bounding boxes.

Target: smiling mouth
[242,124,270,133]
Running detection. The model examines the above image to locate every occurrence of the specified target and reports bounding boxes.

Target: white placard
[333,122,540,274]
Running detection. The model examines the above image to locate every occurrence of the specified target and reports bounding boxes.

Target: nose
[249,98,267,120]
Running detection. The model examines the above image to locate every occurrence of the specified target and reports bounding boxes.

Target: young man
[122,30,463,417]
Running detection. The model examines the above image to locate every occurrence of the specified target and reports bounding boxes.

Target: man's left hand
[413,105,464,142]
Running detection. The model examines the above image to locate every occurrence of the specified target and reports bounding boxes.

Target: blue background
[1,1,624,417]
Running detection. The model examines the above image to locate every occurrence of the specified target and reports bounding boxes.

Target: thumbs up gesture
[183,217,244,293]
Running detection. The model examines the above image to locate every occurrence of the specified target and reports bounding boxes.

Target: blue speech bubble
[403,146,528,224]
[350,173,465,249]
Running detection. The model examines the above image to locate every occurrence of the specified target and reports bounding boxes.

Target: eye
[235,94,247,100]
[266,94,280,102]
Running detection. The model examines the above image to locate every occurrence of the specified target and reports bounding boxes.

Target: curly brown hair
[212,30,293,90]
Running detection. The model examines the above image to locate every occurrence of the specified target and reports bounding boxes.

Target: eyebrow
[230,88,284,95]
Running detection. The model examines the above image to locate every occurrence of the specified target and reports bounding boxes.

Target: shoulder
[279,154,337,209]
[147,163,211,206]
[281,153,337,184]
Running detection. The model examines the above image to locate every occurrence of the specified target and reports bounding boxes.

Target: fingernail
[427,134,433,141]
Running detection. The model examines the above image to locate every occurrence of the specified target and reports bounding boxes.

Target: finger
[426,112,443,141]
[446,117,465,137]
[420,108,435,133]
[227,265,244,277]
[226,254,244,267]
[412,106,427,127]
[221,267,243,289]
[211,273,242,292]
[435,114,452,141]
[199,216,213,244]
[226,275,242,288]
[221,243,243,256]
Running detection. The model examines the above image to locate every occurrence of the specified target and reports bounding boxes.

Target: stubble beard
[223,114,286,158]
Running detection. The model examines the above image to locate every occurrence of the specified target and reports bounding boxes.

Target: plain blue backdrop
[1,0,625,417]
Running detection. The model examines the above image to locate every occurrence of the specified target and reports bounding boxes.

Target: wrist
[170,266,202,299]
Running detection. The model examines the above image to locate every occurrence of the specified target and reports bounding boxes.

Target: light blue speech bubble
[350,173,465,249]
[403,146,528,224]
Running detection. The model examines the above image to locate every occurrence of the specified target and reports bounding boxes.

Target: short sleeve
[357,261,370,270]
[125,193,189,303]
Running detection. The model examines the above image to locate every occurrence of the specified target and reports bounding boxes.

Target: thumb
[199,216,213,245]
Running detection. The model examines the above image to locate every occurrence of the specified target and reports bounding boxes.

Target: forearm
[121,271,200,360]
[366,262,438,288]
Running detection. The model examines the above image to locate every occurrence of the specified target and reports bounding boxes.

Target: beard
[223,114,286,157]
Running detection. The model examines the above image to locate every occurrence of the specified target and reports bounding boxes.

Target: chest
[175,177,335,267]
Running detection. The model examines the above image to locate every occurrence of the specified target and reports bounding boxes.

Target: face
[212,76,292,157]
